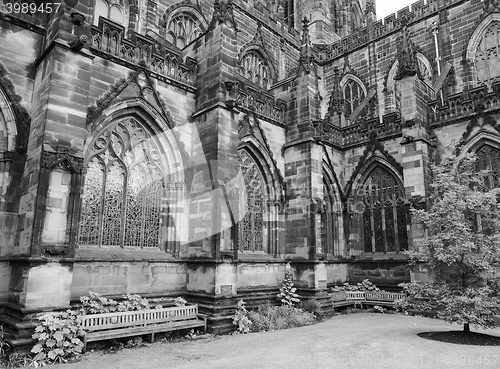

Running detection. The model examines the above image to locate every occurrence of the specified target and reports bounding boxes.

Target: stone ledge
[75,247,176,262]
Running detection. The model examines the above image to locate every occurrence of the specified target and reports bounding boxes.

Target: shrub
[247,303,315,332]
[232,300,252,334]
[79,292,119,314]
[117,294,151,312]
[298,299,322,317]
[31,310,85,365]
[174,297,187,307]
[0,324,10,368]
[277,263,300,306]
[332,279,381,292]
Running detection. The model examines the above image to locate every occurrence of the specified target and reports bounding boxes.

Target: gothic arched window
[321,179,340,256]
[342,78,366,118]
[361,166,408,253]
[238,51,270,89]
[474,21,500,88]
[239,150,267,252]
[94,0,128,26]
[475,145,500,190]
[165,12,204,49]
[284,0,294,28]
[79,119,166,248]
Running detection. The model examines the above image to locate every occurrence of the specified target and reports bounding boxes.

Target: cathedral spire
[394,25,418,80]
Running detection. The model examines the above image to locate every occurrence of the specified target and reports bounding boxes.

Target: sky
[376,0,418,21]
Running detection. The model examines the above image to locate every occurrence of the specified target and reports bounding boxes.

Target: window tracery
[238,51,270,89]
[165,12,204,49]
[320,180,339,256]
[79,119,165,248]
[239,150,266,252]
[474,21,500,88]
[343,78,366,118]
[475,145,500,190]
[361,166,408,253]
[94,0,128,26]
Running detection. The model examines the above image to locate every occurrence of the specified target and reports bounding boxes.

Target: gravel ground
[52,313,500,369]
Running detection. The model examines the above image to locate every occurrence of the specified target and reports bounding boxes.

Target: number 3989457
[3,2,62,14]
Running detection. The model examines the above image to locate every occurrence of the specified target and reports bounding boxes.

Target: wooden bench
[80,305,207,351]
[331,290,405,311]
[363,292,406,310]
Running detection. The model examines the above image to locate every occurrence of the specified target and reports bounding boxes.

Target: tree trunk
[463,323,470,332]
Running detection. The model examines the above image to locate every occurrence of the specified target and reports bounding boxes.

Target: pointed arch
[80,102,186,254]
[349,159,408,254]
[238,138,282,256]
[0,86,17,153]
[161,4,208,49]
[93,0,130,32]
[458,135,500,190]
[466,13,500,88]
[322,157,343,256]
[238,48,276,90]
[339,74,367,119]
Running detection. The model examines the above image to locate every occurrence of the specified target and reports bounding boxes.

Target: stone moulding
[427,82,500,127]
[315,112,402,149]
[89,20,197,92]
[235,79,286,126]
[41,245,70,257]
[313,0,450,64]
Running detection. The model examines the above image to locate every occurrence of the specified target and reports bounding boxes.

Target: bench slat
[81,304,206,351]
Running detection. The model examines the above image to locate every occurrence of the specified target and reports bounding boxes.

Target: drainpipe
[431,21,444,105]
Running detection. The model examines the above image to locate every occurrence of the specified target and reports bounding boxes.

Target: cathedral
[1,0,500,343]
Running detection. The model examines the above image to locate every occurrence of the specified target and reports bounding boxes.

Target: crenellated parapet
[428,82,500,127]
[314,0,444,63]
[314,112,402,149]
[235,78,286,126]
[90,18,197,91]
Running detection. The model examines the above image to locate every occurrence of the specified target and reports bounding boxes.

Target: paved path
[53,314,500,369]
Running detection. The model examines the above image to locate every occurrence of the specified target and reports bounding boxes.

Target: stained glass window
[343,78,366,118]
[238,51,270,90]
[475,145,500,190]
[79,119,165,248]
[474,21,500,88]
[284,0,294,28]
[165,13,204,49]
[362,166,408,252]
[93,0,127,26]
[239,150,266,252]
[321,180,339,255]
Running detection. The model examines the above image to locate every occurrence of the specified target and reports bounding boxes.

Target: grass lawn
[51,313,500,369]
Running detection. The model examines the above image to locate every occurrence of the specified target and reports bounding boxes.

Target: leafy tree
[277,263,300,306]
[403,151,500,332]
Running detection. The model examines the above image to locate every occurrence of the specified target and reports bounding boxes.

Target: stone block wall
[71,261,187,299]
[0,262,10,302]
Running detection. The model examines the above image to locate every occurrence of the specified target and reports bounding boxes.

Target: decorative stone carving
[0,151,14,162]
[70,12,86,26]
[297,17,315,75]
[394,26,418,80]
[42,245,70,257]
[484,0,500,12]
[42,148,84,173]
[209,0,238,32]
[69,35,88,51]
